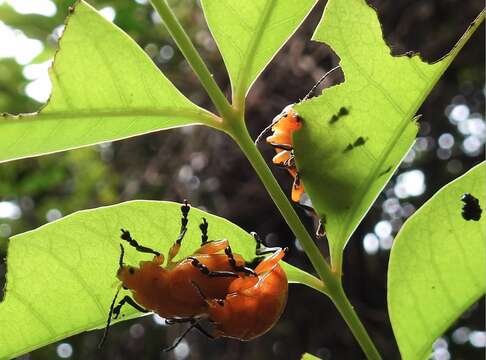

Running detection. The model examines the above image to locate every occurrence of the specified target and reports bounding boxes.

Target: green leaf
[294,0,484,269]
[388,162,486,360]
[0,0,216,164]
[200,0,318,105]
[301,353,321,360]
[0,200,320,358]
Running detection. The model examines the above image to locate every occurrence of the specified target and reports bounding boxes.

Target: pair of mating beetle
[100,201,288,351]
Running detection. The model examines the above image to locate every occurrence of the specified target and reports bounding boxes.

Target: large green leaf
[294,0,484,269]
[388,162,486,360]
[200,0,318,105]
[0,0,216,164]
[0,200,320,359]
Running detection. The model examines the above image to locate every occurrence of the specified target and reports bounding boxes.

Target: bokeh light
[0,201,21,220]
[152,314,167,326]
[0,23,43,65]
[363,233,379,255]
[394,169,426,198]
[469,331,486,348]
[56,343,73,358]
[173,339,190,359]
[5,0,57,17]
[452,327,470,344]
[46,208,62,222]
[99,7,116,22]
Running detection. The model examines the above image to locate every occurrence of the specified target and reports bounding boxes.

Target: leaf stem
[231,121,382,359]
[230,120,335,284]
[149,0,233,120]
[331,282,383,360]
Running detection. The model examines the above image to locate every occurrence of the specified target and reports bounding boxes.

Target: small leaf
[0,0,216,164]
[388,162,485,360]
[294,0,484,268]
[201,0,318,104]
[0,200,320,358]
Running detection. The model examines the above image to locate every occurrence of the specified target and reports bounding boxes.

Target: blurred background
[0,0,484,359]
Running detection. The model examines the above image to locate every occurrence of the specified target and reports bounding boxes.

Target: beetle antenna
[190,280,207,301]
[251,232,281,256]
[255,120,279,145]
[98,284,122,349]
[301,65,341,102]
[255,65,341,146]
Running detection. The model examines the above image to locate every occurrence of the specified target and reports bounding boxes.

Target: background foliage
[0,0,484,359]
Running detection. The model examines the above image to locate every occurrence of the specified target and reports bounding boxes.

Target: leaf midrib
[1,108,217,128]
[233,0,276,104]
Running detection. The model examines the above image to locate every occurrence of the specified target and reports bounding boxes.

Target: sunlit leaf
[301,352,321,360]
[0,200,320,358]
[294,0,484,268]
[388,162,485,360]
[0,0,216,163]
[201,0,318,104]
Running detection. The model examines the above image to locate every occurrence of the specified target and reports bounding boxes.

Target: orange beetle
[266,105,304,202]
[194,243,288,341]
[257,65,342,204]
[99,201,288,351]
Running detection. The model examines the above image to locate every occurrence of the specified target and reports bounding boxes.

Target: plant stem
[149,0,232,120]
[231,121,382,359]
[331,283,383,360]
[231,121,334,284]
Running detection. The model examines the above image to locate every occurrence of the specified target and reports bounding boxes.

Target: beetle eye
[128,267,135,275]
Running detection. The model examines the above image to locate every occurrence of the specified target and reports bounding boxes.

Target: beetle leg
[193,322,215,339]
[175,200,190,245]
[294,172,301,187]
[190,280,207,300]
[224,246,257,276]
[273,162,293,170]
[112,295,149,320]
[163,322,197,352]
[98,286,122,349]
[270,143,293,151]
[295,202,315,214]
[291,172,305,202]
[99,292,149,349]
[168,200,191,263]
[163,318,213,352]
[165,317,195,325]
[284,155,296,168]
[191,280,225,308]
[199,217,209,245]
[195,239,229,255]
[254,247,288,274]
[251,232,281,256]
[188,257,239,278]
[118,243,125,269]
[316,218,326,239]
[120,229,161,256]
[165,317,215,340]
